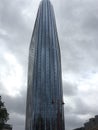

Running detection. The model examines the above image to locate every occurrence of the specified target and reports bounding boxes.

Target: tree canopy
[0,96,9,129]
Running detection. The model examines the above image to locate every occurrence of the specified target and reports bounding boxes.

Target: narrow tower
[25,0,65,130]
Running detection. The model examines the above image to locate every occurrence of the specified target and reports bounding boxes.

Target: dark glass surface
[25,0,65,130]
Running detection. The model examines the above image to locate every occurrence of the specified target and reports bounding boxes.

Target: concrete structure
[25,0,65,130]
[73,115,98,130]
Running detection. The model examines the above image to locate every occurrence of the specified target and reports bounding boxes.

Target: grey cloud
[73,97,91,115]
[0,82,6,94]
[63,97,86,130]
[8,112,25,130]
[74,97,98,116]
[0,0,28,33]
[0,88,26,130]
[2,89,26,115]
[0,0,32,66]
[83,14,98,33]
[64,95,98,130]
[67,96,98,119]
[65,114,84,130]
[53,0,98,73]
[64,104,74,114]
[63,82,78,96]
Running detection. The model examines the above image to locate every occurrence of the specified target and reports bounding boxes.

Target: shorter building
[74,127,85,130]
[73,115,98,130]
[2,124,12,130]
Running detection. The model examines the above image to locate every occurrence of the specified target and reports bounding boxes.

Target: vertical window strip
[44,1,47,130]
[49,3,57,130]
[33,3,42,130]
[47,1,52,130]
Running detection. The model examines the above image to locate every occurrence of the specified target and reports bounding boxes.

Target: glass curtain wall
[25,0,65,130]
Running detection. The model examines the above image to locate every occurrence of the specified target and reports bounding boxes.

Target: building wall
[84,116,98,130]
[73,115,98,130]
[25,0,65,130]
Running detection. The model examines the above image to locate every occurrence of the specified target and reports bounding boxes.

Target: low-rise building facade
[73,115,98,130]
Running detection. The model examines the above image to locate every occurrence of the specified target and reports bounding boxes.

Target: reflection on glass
[25,0,65,130]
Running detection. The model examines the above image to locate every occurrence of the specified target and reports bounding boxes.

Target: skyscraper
[25,0,65,130]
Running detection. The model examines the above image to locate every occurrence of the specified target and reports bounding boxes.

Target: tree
[0,96,9,129]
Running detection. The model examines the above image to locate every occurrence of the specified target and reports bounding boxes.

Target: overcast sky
[0,0,98,130]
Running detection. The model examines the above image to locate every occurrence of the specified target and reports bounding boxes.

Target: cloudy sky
[0,0,98,130]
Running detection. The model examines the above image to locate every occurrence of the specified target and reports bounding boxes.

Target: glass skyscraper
[25,0,65,130]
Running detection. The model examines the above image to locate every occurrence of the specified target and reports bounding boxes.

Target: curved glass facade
[25,0,65,130]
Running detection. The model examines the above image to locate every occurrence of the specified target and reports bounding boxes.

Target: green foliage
[0,96,9,129]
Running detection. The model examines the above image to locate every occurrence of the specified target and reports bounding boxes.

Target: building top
[73,115,98,130]
[73,127,85,130]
